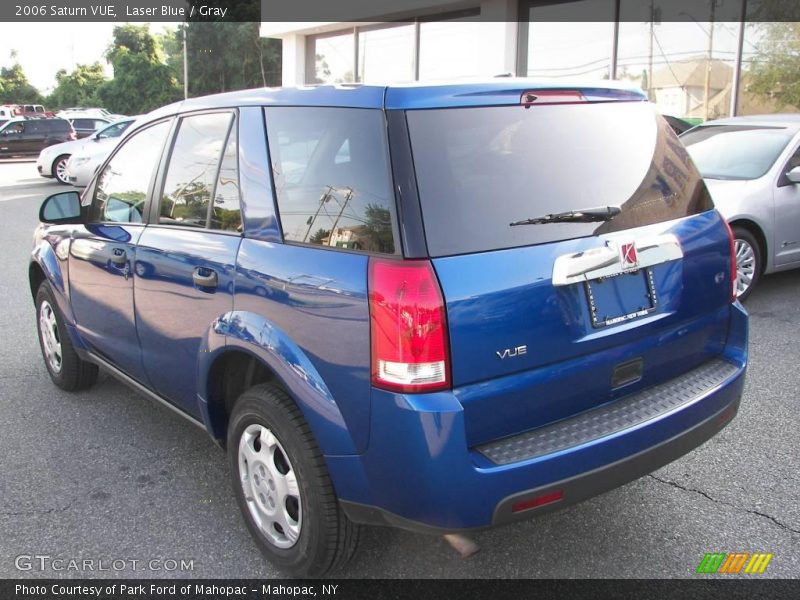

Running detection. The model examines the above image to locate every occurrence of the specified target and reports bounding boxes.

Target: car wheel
[733,227,761,301]
[228,383,360,576]
[35,281,98,391]
[52,155,71,185]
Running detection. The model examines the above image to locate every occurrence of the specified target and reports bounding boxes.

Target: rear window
[265,107,399,255]
[406,101,712,257]
[681,125,794,180]
[47,119,69,132]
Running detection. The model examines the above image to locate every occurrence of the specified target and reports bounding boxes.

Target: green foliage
[0,63,43,104]
[309,228,330,244]
[97,24,181,115]
[748,22,800,110]
[46,63,107,110]
[161,22,281,97]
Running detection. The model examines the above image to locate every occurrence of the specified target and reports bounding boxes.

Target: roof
[696,114,800,132]
[651,58,733,90]
[141,79,647,124]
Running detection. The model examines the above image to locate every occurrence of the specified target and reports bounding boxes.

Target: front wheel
[227,384,360,576]
[733,227,761,301]
[35,281,98,390]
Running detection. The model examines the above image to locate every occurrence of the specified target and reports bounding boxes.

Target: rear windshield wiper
[510,206,621,226]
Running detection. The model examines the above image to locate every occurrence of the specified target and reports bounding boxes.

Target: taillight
[369,258,450,393]
[722,218,737,302]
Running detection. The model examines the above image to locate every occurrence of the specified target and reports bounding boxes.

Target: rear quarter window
[265,107,399,255]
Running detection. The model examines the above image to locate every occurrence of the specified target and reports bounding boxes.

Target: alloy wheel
[734,237,756,298]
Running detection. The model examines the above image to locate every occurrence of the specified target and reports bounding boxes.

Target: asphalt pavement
[0,160,797,578]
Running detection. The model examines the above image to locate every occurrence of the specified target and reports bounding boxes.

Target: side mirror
[39,191,82,224]
[786,166,800,184]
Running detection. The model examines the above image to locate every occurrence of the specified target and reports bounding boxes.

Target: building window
[617,0,736,120]
[737,20,800,116]
[305,10,505,85]
[358,23,415,83]
[419,18,505,79]
[522,0,616,80]
[308,31,355,84]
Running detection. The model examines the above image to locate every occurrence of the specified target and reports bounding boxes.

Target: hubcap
[238,424,301,549]
[734,238,756,297]
[55,158,68,183]
[39,300,62,373]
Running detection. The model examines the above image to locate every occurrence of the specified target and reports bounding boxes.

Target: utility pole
[182,25,189,99]
[704,1,716,121]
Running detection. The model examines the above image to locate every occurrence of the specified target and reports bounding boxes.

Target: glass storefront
[302,0,797,119]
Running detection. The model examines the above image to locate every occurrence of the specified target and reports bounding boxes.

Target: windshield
[406,101,712,257]
[681,125,794,180]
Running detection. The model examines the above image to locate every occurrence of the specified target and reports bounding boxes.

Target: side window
[97,122,125,139]
[265,107,398,254]
[91,120,171,224]
[158,112,233,229]
[210,125,242,232]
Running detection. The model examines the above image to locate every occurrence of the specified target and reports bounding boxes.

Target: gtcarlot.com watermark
[15,554,195,573]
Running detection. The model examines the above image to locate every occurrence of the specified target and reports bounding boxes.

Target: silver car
[681,115,800,299]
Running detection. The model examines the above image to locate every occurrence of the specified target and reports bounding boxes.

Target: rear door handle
[193,268,218,289]
[110,248,127,266]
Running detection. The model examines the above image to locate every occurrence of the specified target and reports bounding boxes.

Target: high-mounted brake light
[369,258,451,393]
[521,90,587,106]
[722,219,737,302]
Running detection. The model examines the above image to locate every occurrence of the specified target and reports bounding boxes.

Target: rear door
[69,120,172,381]
[23,120,47,152]
[401,97,733,446]
[134,110,241,415]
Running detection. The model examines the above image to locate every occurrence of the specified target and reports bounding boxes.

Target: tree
[46,63,107,110]
[97,24,181,115]
[161,21,281,98]
[0,63,42,104]
[748,22,800,110]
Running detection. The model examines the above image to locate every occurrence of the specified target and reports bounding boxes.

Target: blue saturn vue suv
[31,81,748,576]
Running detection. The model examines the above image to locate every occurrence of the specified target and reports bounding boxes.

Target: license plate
[585,268,657,328]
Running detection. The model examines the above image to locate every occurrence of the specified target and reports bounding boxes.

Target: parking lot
[0,159,797,579]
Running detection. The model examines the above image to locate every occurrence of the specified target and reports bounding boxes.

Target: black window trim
[88,117,175,227]
[147,108,243,237]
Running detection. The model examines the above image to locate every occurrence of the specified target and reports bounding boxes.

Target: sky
[0,22,178,94]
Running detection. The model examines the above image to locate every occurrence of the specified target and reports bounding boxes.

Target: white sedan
[37,117,136,185]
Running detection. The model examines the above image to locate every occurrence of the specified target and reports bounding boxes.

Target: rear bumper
[330,303,748,532]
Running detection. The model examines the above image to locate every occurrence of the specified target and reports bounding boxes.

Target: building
[261,0,799,119]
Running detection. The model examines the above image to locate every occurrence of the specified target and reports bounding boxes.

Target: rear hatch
[402,91,734,447]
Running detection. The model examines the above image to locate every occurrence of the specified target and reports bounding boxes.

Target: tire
[227,383,359,577]
[35,281,98,391]
[732,227,761,301]
[51,154,71,185]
